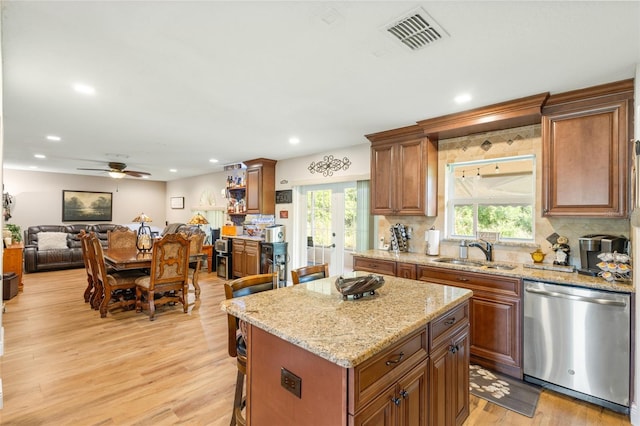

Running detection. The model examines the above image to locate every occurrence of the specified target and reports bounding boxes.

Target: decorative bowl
[530,249,546,263]
[335,274,385,300]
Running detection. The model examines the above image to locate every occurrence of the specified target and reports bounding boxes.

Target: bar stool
[224,273,277,426]
[291,263,329,284]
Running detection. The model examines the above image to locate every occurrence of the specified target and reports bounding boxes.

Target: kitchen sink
[431,257,517,270]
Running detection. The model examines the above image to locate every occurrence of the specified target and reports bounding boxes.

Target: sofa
[24,224,122,273]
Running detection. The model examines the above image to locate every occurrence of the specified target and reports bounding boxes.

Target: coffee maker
[578,234,629,276]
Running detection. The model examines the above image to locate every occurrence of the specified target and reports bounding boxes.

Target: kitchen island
[221,273,473,426]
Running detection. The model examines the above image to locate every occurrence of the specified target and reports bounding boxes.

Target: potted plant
[6,224,21,243]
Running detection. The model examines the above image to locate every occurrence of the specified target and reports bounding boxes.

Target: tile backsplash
[376,124,630,268]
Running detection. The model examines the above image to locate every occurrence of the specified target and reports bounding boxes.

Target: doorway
[299,181,363,276]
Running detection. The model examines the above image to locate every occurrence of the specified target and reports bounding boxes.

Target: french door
[300,182,357,275]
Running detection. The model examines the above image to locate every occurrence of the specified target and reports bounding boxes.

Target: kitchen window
[446,155,535,241]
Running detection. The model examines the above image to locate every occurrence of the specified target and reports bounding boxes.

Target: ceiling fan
[77,162,151,179]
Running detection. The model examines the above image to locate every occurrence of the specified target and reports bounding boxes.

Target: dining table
[103,247,206,298]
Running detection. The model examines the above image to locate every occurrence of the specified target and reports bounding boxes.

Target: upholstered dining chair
[89,234,146,318]
[224,273,278,426]
[107,226,138,250]
[135,233,190,321]
[291,263,329,285]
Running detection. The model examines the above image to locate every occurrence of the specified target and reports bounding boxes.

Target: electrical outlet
[280,367,302,398]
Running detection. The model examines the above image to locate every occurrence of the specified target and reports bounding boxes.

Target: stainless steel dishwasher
[523,280,631,413]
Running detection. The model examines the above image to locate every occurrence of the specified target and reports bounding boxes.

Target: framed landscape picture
[62,190,113,222]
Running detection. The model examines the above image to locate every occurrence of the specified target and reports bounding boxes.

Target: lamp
[108,171,126,179]
[187,212,209,230]
[132,213,153,251]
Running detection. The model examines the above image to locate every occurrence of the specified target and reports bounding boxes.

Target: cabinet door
[245,241,260,276]
[245,167,262,214]
[397,360,428,426]
[396,262,416,279]
[469,295,520,374]
[371,143,395,215]
[395,140,425,215]
[232,240,245,278]
[351,386,396,426]
[429,327,469,426]
[542,94,630,217]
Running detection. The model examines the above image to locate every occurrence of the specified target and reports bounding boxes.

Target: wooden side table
[4,242,24,292]
[202,245,214,273]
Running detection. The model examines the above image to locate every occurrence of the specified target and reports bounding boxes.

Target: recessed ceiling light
[73,83,96,95]
[142,175,149,179]
[46,135,61,141]
[34,154,46,159]
[454,93,471,104]
[169,169,177,173]
[289,137,300,145]
[209,158,219,163]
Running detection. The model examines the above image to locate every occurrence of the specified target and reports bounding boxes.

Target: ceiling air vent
[385,8,448,51]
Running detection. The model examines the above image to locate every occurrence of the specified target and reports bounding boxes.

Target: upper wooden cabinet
[243,158,276,215]
[542,80,634,217]
[366,125,438,216]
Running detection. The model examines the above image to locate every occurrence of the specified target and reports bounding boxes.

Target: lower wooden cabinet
[352,359,428,426]
[3,242,24,292]
[418,265,522,378]
[232,239,261,278]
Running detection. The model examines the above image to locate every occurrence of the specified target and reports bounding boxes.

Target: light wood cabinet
[232,239,261,278]
[244,158,276,215]
[542,79,633,217]
[417,265,522,378]
[4,242,24,292]
[366,126,437,216]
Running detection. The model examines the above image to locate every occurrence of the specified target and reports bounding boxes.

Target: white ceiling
[2,1,639,181]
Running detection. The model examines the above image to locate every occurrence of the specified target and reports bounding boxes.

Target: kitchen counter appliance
[523,280,630,413]
[261,241,288,287]
[577,234,628,276]
[215,238,232,280]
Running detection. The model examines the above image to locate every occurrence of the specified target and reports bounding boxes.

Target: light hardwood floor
[0,269,631,425]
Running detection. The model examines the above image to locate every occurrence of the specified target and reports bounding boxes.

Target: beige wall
[377,124,630,267]
[3,169,167,235]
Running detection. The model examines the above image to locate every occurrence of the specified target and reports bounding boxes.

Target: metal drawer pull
[449,344,459,354]
[400,390,409,399]
[457,277,469,281]
[392,396,401,406]
[444,317,456,326]
[385,351,405,366]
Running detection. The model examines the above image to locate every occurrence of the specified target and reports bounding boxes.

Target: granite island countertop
[354,249,634,293]
[220,273,472,368]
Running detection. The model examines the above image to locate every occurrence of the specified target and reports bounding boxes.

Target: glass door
[301,182,358,275]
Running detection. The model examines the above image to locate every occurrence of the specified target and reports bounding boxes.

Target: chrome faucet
[468,239,493,261]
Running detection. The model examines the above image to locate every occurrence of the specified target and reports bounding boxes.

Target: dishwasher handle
[525,286,627,307]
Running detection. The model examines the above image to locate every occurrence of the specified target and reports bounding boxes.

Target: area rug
[469,364,541,418]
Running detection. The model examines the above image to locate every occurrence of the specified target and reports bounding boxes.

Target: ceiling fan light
[108,171,126,179]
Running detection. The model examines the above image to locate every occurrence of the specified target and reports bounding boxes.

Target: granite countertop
[220,273,472,368]
[223,235,264,242]
[355,249,634,293]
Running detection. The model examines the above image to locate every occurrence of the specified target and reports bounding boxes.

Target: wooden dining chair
[187,233,205,300]
[291,263,329,285]
[224,273,278,426]
[90,234,146,318]
[107,227,138,249]
[79,230,97,306]
[135,233,190,321]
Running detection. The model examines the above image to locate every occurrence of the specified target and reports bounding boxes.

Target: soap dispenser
[459,240,468,259]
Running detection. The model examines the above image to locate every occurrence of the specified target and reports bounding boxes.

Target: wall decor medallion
[62,190,113,222]
[308,155,351,177]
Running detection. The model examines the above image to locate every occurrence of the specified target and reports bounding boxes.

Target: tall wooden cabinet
[3,242,24,292]
[366,125,438,216]
[542,79,634,217]
[244,158,276,215]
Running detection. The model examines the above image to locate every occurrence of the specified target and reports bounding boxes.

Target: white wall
[3,169,167,235]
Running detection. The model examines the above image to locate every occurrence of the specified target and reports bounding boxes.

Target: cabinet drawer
[430,302,469,350]
[349,328,427,413]
[417,266,520,297]
[396,262,417,279]
[353,257,396,276]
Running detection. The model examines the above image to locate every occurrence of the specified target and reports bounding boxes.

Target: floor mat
[469,364,541,418]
